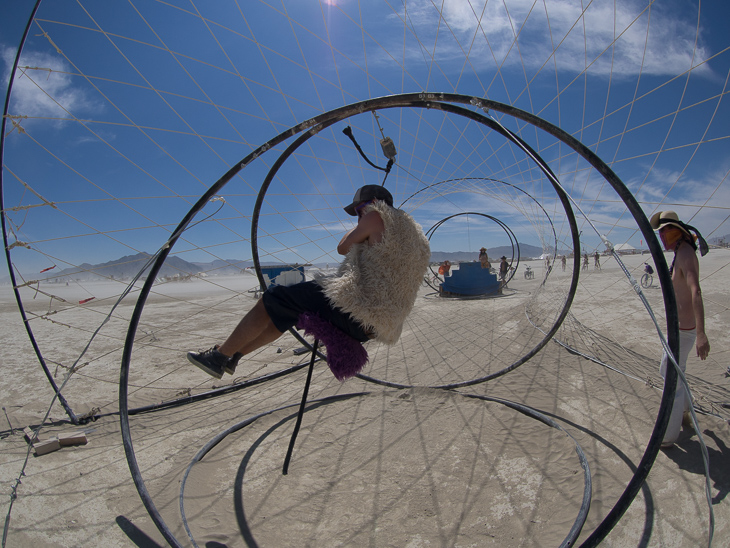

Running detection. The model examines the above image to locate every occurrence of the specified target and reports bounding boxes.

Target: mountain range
[13,243,546,283]
[10,234,729,284]
[22,253,255,283]
[430,243,548,263]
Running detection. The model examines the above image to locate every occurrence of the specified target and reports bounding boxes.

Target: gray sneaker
[187,346,230,379]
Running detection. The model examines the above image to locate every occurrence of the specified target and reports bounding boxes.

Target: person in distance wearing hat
[187,184,430,380]
[478,247,490,269]
[649,210,710,447]
[499,256,509,282]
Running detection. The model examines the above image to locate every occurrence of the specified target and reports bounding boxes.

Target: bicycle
[640,263,654,288]
[524,266,534,279]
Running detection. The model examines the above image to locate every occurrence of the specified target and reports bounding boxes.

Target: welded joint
[241,143,271,168]
[297,119,317,131]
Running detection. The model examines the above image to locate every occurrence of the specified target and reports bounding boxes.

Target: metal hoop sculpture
[422,212,520,294]
[244,102,581,392]
[0,0,78,423]
[112,93,675,548]
[0,7,683,544]
[177,392,593,548]
[403,177,560,290]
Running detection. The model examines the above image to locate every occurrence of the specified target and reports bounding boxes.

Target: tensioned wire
[111,90,680,548]
[176,391,591,548]
[30,20,253,195]
[10,239,276,401]
[3,2,727,545]
[1,0,724,492]
[7,110,564,402]
[4,66,258,264]
[28,10,300,247]
[476,1,729,253]
[11,253,331,406]
[486,112,715,546]
[89,0,552,264]
[31,0,724,163]
[7,0,724,406]
[19,0,724,242]
[548,310,730,420]
[6,102,369,278]
[68,0,716,184]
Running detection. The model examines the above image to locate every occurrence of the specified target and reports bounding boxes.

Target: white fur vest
[320,201,430,345]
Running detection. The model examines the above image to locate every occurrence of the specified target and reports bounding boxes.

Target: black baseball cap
[344,185,394,216]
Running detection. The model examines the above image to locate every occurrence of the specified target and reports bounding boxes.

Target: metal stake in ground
[283,339,319,475]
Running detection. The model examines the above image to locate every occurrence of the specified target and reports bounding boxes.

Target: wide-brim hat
[344,184,394,216]
[500,256,507,260]
[650,210,709,256]
[650,211,690,235]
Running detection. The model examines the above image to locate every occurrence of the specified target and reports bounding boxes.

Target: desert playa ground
[0,250,728,547]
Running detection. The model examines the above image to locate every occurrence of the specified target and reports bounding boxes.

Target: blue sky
[2,0,729,276]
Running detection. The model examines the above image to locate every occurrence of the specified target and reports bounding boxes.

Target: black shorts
[261,280,370,342]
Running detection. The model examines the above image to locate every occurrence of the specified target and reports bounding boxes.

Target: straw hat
[649,211,689,235]
[650,210,710,256]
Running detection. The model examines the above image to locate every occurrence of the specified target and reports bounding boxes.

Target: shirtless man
[650,210,710,446]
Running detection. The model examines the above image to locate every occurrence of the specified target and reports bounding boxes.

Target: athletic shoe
[187,346,230,379]
[224,352,243,376]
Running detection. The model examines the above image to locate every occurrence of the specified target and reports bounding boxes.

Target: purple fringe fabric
[296,312,369,381]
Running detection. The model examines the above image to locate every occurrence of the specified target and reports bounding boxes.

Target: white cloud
[387,0,712,78]
[2,46,101,119]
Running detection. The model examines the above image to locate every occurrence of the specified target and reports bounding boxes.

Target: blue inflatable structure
[440,261,501,296]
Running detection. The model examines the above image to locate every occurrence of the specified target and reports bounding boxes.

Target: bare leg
[218,299,283,357]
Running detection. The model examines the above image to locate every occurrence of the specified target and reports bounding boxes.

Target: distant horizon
[2,1,728,289]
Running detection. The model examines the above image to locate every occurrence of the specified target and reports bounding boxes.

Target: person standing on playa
[499,256,509,282]
[561,255,566,271]
[594,251,601,270]
[650,210,710,447]
[187,185,431,379]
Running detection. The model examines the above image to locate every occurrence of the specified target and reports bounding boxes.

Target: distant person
[650,211,710,447]
[594,251,601,270]
[561,255,567,271]
[499,256,509,282]
[187,185,430,379]
[438,260,451,279]
[582,253,589,271]
[479,247,490,269]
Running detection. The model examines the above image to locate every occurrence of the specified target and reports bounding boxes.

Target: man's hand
[696,332,710,360]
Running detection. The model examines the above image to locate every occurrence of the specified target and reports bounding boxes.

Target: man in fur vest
[187,184,431,379]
